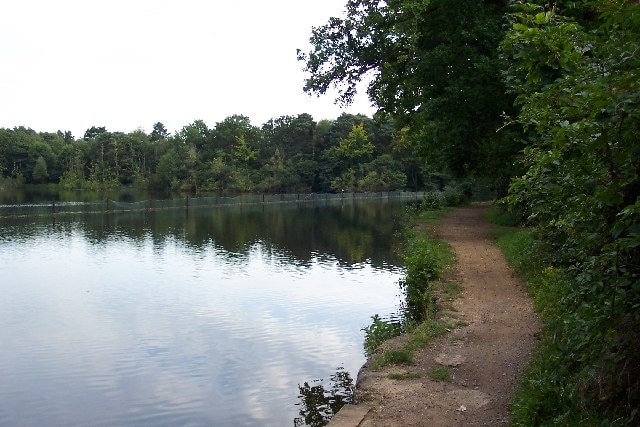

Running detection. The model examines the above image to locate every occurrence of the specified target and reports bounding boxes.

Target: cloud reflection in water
[0,202,405,426]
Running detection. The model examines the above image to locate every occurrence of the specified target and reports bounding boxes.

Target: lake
[0,197,408,426]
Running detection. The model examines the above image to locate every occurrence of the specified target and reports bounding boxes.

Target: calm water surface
[0,200,406,426]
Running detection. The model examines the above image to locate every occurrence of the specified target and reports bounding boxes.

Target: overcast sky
[0,0,375,137]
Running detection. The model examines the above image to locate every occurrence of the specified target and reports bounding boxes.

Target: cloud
[0,0,375,137]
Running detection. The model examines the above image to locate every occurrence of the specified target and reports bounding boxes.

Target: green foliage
[364,204,455,372]
[442,188,469,207]
[153,148,185,190]
[499,1,640,423]
[83,126,107,141]
[371,348,414,370]
[334,123,374,161]
[492,228,539,279]
[357,167,405,192]
[60,170,84,190]
[232,134,257,164]
[329,154,408,193]
[150,122,169,142]
[362,314,402,357]
[401,235,455,321]
[298,0,517,182]
[0,113,425,194]
[495,226,638,425]
[494,228,593,424]
[31,156,48,183]
[427,367,452,382]
[420,193,445,210]
[484,205,520,227]
[369,318,450,371]
[420,187,469,211]
[393,198,461,323]
[405,318,450,350]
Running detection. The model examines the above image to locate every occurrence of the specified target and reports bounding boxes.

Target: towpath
[332,203,540,426]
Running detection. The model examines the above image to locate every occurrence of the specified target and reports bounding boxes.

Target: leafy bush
[401,236,455,321]
[499,2,640,424]
[420,193,444,210]
[364,201,456,372]
[495,227,639,425]
[362,315,402,357]
[442,188,468,207]
[484,205,520,227]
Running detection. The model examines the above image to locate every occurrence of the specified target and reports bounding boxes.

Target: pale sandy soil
[352,204,540,426]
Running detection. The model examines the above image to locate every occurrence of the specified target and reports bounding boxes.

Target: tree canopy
[298,0,516,181]
[0,113,425,194]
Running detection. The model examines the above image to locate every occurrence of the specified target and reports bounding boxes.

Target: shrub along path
[349,204,540,426]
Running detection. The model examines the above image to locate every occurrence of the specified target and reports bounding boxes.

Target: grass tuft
[427,367,452,382]
[362,315,402,357]
[406,319,451,350]
[371,349,414,370]
[439,281,461,301]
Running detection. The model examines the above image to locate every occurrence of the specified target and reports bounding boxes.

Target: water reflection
[2,199,405,268]
[294,367,355,427]
[0,199,406,426]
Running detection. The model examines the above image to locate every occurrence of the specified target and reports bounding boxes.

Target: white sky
[0,0,376,137]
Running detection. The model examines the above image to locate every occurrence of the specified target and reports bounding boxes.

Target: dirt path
[347,204,540,426]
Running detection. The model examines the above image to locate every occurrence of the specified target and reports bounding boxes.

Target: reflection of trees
[12,199,406,268]
[293,367,355,427]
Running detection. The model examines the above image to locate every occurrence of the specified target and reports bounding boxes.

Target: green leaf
[534,13,547,25]
[513,23,528,31]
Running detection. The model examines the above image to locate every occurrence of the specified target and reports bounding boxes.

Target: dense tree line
[298,0,639,424]
[0,113,425,193]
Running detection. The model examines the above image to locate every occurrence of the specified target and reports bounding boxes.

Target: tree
[153,148,186,190]
[232,134,257,165]
[359,154,406,191]
[150,122,169,141]
[298,0,514,178]
[335,123,374,162]
[325,122,377,191]
[261,113,316,160]
[258,148,289,192]
[327,113,374,148]
[83,126,107,141]
[83,129,117,186]
[61,130,74,143]
[213,115,261,154]
[176,120,209,148]
[230,134,258,191]
[32,156,48,183]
